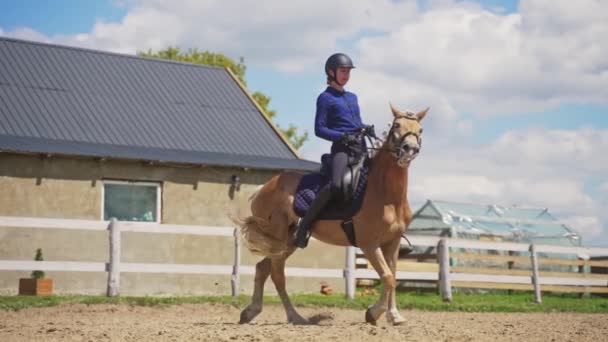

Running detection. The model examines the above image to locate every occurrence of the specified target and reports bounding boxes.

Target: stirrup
[295,218,312,248]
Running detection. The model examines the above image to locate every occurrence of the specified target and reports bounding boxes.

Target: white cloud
[1,0,418,72]
[406,126,607,244]
[410,175,594,213]
[484,127,608,177]
[3,0,606,113]
[356,0,608,115]
[348,70,463,143]
[0,26,51,43]
[562,215,604,241]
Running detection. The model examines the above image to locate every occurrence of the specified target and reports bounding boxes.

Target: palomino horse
[237,104,428,325]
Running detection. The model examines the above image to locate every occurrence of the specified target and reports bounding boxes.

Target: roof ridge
[0,35,226,71]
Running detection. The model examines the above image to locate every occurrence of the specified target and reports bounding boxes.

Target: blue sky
[0,0,126,34]
[1,0,607,245]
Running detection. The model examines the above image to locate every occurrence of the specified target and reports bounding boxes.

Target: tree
[251,92,308,150]
[139,48,308,150]
[31,248,45,279]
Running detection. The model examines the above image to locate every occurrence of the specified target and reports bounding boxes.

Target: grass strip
[1,292,607,313]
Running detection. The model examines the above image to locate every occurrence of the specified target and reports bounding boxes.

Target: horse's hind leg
[239,257,271,324]
[271,250,309,324]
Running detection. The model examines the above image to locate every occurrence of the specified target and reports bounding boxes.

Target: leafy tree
[280,124,309,150]
[139,48,308,150]
[252,92,308,150]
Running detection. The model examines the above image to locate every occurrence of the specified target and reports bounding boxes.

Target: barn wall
[0,153,345,295]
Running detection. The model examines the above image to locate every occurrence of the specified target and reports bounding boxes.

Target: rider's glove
[365,125,377,139]
[341,133,359,146]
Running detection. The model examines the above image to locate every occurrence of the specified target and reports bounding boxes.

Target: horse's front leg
[239,257,271,324]
[270,250,309,324]
[361,245,394,325]
[383,238,406,325]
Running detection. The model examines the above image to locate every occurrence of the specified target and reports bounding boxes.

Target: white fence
[1,216,608,301]
[355,236,608,302]
[0,216,345,296]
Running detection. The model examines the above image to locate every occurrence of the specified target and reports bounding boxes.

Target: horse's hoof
[289,318,310,325]
[239,308,261,324]
[387,311,406,326]
[239,310,251,324]
[365,308,377,326]
[389,317,406,326]
[288,316,310,325]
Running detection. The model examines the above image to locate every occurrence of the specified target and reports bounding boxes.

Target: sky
[1,0,607,245]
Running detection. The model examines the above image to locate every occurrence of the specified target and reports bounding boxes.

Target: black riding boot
[295,187,333,248]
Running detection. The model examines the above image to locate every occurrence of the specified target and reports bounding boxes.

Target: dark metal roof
[0,37,319,171]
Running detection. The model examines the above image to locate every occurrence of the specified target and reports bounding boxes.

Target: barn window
[102,180,161,223]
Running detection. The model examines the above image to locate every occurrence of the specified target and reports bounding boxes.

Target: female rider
[295,53,375,248]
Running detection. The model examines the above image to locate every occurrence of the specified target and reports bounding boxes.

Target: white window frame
[101,180,162,223]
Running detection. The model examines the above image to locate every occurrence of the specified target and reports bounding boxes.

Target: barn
[0,37,345,295]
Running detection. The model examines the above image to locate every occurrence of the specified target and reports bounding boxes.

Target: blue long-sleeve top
[315,87,365,146]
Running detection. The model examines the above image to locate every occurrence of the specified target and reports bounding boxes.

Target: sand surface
[1,303,607,341]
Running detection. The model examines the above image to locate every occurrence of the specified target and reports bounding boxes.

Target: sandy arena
[1,303,607,341]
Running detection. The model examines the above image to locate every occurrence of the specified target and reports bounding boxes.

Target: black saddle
[320,153,367,204]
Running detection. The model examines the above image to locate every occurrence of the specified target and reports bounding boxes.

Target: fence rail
[2,216,608,301]
[0,216,348,297]
[355,237,608,302]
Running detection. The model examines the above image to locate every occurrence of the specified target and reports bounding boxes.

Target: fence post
[578,255,590,298]
[438,238,452,302]
[507,250,515,295]
[345,246,356,300]
[529,244,542,303]
[107,218,120,297]
[231,228,241,297]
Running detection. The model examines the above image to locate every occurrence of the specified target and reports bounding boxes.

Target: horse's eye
[393,123,400,129]
[419,128,424,134]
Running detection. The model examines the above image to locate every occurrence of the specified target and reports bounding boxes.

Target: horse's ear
[416,107,429,122]
[389,102,404,118]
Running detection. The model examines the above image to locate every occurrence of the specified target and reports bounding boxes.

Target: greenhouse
[407,199,582,246]
[404,199,586,278]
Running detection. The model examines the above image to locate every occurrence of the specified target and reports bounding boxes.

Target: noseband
[364,113,423,166]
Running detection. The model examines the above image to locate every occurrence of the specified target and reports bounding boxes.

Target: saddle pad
[293,164,369,221]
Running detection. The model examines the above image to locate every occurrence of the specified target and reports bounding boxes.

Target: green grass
[1,292,607,313]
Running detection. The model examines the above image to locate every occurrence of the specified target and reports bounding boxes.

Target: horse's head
[385,103,429,167]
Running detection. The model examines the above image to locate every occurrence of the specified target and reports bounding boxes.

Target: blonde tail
[235,216,290,257]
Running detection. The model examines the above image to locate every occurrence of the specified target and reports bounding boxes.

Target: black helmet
[325,53,355,84]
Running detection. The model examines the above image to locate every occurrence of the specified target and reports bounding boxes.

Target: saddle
[341,154,367,203]
[293,153,369,221]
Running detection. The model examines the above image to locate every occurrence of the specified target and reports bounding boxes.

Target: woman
[295,53,375,248]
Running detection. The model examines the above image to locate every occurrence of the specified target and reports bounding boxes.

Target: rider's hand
[365,125,377,138]
[341,133,359,146]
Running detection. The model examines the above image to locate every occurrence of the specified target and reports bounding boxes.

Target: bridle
[365,114,422,165]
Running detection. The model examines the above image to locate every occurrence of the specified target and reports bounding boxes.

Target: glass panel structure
[409,200,581,247]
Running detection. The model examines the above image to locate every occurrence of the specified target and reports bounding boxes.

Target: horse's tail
[234,215,290,257]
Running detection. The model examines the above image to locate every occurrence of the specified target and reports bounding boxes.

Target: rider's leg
[330,152,349,200]
[294,152,348,248]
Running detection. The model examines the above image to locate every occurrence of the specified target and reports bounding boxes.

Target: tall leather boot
[295,187,333,248]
